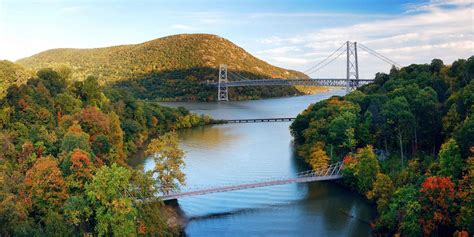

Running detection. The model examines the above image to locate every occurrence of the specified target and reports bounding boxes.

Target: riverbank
[163,200,187,236]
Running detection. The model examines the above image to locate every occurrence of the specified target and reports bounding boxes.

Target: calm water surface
[135,90,375,236]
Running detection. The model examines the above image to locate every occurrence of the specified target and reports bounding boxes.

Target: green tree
[55,92,82,115]
[145,132,185,194]
[367,173,394,213]
[383,96,415,167]
[86,164,137,236]
[413,87,439,153]
[80,76,103,107]
[400,201,423,237]
[456,115,474,157]
[354,145,380,194]
[430,59,444,75]
[438,139,463,178]
[61,122,91,153]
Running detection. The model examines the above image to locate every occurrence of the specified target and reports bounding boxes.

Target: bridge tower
[346,41,359,92]
[218,64,229,101]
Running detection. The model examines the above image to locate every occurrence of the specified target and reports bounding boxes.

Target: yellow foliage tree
[309,142,330,171]
[145,132,185,194]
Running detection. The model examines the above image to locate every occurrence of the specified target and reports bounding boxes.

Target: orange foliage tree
[67,149,94,191]
[419,176,456,235]
[24,156,68,213]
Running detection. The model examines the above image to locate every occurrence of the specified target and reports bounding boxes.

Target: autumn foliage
[419,176,456,235]
[0,67,209,235]
[24,156,68,212]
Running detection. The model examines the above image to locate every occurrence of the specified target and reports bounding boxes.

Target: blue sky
[0,0,472,78]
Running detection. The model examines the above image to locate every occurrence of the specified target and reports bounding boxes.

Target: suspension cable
[357,43,401,68]
[303,42,347,74]
[228,71,250,81]
[306,47,347,76]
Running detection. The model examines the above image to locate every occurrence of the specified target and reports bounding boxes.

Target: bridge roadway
[208,78,373,87]
[224,117,295,123]
[160,162,344,201]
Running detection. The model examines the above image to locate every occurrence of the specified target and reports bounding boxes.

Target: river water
[135,90,375,236]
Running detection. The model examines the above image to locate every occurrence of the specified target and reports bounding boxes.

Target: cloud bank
[255,0,474,78]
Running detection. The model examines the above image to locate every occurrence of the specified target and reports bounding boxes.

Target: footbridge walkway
[159,162,344,201]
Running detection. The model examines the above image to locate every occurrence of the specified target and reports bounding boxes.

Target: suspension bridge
[159,162,344,201]
[209,41,401,101]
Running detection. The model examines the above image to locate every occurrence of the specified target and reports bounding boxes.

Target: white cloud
[257,46,301,55]
[257,0,474,78]
[269,56,309,65]
[249,12,390,19]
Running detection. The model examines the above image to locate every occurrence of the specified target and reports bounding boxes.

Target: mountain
[17,34,309,101]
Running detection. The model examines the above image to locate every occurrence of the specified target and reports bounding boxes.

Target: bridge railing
[158,162,344,198]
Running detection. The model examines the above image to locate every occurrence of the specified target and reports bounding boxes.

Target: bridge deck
[225,117,295,123]
[161,175,342,200]
[160,162,344,201]
[208,78,373,87]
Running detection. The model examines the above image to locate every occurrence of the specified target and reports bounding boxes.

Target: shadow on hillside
[109,67,302,102]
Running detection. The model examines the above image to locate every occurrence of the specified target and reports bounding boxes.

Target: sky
[0,0,473,78]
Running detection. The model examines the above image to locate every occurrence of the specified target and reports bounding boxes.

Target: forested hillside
[0,67,212,235]
[290,57,474,236]
[17,34,308,101]
[0,60,32,98]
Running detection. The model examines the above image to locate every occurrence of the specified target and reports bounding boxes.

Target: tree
[308,142,329,171]
[443,104,461,137]
[55,92,82,115]
[367,173,394,213]
[438,139,463,178]
[455,154,474,233]
[36,68,67,97]
[63,195,92,229]
[413,87,439,153]
[66,149,94,191]
[61,122,91,153]
[354,145,380,194]
[327,111,357,153]
[400,201,423,236]
[383,96,415,167]
[107,112,125,162]
[86,164,136,236]
[24,156,68,213]
[431,59,444,75]
[80,76,103,107]
[373,185,418,234]
[456,115,474,157]
[42,210,73,236]
[419,176,456,236]
[145,132,185,194]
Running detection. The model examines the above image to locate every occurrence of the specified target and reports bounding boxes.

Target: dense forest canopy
[290,56,474,236]
[0,60,32,99]
[16,34,309,101]
[0,67,212,235]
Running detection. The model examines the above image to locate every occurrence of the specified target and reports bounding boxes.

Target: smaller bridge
[159,162,344,201]
[224,117,296,123]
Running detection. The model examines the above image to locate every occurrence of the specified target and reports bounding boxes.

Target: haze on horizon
[0,0,473,78]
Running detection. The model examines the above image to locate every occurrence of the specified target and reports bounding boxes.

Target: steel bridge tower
[346,41,359,92]
[218,64,229,101]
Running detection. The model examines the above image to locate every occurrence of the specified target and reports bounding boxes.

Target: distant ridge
[17,34,307,83]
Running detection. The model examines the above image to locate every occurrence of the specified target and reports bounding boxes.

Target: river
[134,89,375,236]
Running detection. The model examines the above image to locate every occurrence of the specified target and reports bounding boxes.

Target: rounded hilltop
[17,33,307,84]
